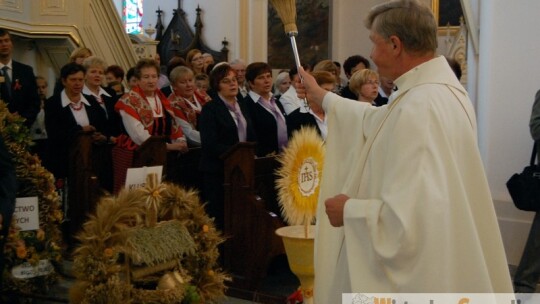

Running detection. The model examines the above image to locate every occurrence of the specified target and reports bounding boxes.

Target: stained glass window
[123,0,143,34]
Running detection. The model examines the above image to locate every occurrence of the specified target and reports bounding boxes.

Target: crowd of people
[1,22,395,234]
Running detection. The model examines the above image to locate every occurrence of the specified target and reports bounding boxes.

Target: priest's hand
[325,194,349,227]
[296,67,328,108]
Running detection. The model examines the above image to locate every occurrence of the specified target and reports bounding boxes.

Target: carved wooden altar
[156,2,229,66]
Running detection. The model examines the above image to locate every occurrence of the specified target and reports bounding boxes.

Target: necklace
[183,96,201,111]
[152,97,161,115]
[70,101,83,111]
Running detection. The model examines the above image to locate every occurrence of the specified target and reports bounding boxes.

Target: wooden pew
[68,134,167,237]
[133,135,168,169]
[66,132,104,248]
[221,143,286,295]
[165,147,202,190]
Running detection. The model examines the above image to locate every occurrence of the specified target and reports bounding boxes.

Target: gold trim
[0,20,81,45]
[437,26,460,36]
[432,0,440,25]
[432,0,460,36]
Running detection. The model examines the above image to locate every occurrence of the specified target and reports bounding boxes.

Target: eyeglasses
[363,80,380,86]
[220,77,238,85]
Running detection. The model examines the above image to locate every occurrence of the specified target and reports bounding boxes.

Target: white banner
[11,260,54,279]
[14,197,39,231]
[125,166,163,190]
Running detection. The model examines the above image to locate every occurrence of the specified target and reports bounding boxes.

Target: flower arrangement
[70,178,230,303]
[0,101,64,294]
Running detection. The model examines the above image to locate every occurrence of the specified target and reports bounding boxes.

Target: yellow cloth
[314,56,513,303]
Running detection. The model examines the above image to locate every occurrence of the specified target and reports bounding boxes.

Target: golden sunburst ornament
[276,126,325,229]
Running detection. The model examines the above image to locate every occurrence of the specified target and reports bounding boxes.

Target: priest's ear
[388,35,403,54]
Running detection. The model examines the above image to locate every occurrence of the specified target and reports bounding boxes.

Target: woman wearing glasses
[199,63,256,229]
[348,69,381,106]
[186,49,205,76]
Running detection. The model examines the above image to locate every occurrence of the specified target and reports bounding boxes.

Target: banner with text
[125,166,163,190]
[14,197,39,231]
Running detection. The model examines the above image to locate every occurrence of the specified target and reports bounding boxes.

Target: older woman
[82,56,122,140]
[273,70,291,100]
[286,70,333,140]
[167,66,209,146]
[199,63,256,229]
[186,49,205,76]
[113,58,187,192]
[348,68,380,105]
[245,62,288,156]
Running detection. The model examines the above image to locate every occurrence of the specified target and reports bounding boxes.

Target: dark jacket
[86,87,122,138]
[5,61,40,127]
[244,95,287,157]
[44,93,108,179]
[286,108,322,139]
[339,83,358,100]
[199,95,256,173]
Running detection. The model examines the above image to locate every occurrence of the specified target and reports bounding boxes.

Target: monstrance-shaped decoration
[275,126,324,304]
[275,126,324,232]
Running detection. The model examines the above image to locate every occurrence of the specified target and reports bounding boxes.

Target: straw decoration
[270,0,298,35]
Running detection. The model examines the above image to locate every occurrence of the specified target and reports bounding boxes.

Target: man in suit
[0,136,16,289]
[0,28,40,127]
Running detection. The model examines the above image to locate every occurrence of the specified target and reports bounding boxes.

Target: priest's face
[369,31,395,81]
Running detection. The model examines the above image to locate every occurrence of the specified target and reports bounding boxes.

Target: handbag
[506,144,540,211]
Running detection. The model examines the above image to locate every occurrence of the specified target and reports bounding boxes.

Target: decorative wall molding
[40,0,68,16]
[0,0,22,13]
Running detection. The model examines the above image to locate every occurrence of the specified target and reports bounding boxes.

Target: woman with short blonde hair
[348,69,380,105]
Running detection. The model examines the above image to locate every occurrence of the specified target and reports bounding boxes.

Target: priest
[296,0,513,302]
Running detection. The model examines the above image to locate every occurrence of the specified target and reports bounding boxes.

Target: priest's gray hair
[365,0,438,55]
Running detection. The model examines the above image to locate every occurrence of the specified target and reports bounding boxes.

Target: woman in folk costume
[167,65,209,147]
[113,58,187,193]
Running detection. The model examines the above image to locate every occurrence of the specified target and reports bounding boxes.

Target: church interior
[1,0,540,302]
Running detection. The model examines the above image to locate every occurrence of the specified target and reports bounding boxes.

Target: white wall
[330,0,380,66]
[113,0,269,63]
[474,1,540,265]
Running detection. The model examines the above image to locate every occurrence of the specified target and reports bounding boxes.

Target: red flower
[287,288,303,304]
[13,79,22,90]
[55,178,64,190]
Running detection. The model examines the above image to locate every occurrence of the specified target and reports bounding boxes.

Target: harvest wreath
[0,101,64,295]
[70,176,229,303]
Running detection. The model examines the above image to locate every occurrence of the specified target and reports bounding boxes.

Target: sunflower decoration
[71,180,230,304]
[0,101,64,294]
[275,126,325,236]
